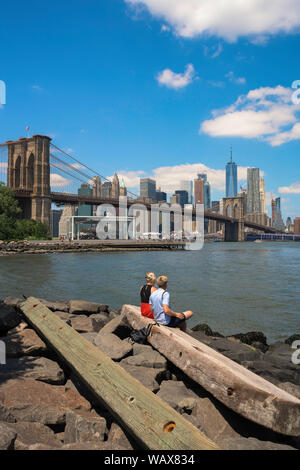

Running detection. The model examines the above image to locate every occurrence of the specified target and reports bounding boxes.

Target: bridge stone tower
[222,196,244,242]
[6,135,51,229]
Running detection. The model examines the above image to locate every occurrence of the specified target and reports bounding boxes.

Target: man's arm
[162,304,185,319]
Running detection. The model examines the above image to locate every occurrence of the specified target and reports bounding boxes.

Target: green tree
[0,182,48,240]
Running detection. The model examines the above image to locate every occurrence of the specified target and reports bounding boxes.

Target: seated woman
[140,272,157,319]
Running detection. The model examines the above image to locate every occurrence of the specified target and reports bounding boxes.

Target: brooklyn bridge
[0,134,279,241]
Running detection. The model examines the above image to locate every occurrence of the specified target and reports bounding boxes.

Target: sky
[0,0,300,219]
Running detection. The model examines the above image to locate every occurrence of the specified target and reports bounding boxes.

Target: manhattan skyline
[0,1,300,219]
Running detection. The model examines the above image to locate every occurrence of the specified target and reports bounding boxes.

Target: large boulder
[0,378,91,425]
[3,329,48,358]
[228,331,268,348]
[69,300,108,316]
[39,299,70,313]
[0,422,17,450]
[90,313,110,333]
[64,409,107,444]
[132,343,154,355]
[106,422,134,450]
[277,382,300,399]
[241,359,299,386]
[96,312,131,339]
[0,302,21,335]
[5,422,62,450]
[70,315,94,333]
[208,337,263,363]
[192,323,213,336]
[285,334,300,346]
[3,296,22,309]
[120,364,164,392]
[0,356,65,385]
[94,334,132,361]
[120,350,167,369]
[156,381,199,413]
[220,436,296,450]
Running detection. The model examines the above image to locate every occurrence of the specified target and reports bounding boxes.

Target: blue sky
[0,0,300,219]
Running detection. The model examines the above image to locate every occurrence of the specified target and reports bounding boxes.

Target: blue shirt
[149,288,171,325]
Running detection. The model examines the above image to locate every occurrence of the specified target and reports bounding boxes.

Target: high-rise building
[247,168,261,214]
[194,174,205,205]
[274,197,285,231]
[294,218,300,235]
[175,190,189,207]
[259,177,266,215]
[51,209,62,238]
[102,181,112,198]
[93,176,101,215]
[271,199,276,223]
[140,178,156,200]
[204,180,211,209]
[226,148,238,198]
[180,180,193,204]
[156,188,167,202]
[170,194,181,205]
[78,183,93,216]
[120,178,127,197]
[112,173,120,199]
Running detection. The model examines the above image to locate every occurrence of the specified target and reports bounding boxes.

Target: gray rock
[209,337,263,363]
[242,359,300,386]
[53,311,74,322]
[132,343,154,355]
[70,315,94,333]
[97,312,131,339]
[120,364,164,392]
[94,333,132,361]
[220,436,296,450]
[228,331,268,348]
[4,296,22,309]
[0,422,17,450]
[80,332,98,344]
[6,422,62,450]
[0,302,21,334]
[156,381,199,412]
[278,382,300,399]
[3,329,48,358]
[106,422,134,450]
[285,334,300,346]
[192,323,213,336]
[0,356,65,385]
[121,350,167,369]
[90,313,110,332]
[39,299,70,312]
[69,300,108,315]
[64,410,107,444]
[0,378,91,425]
[6,321,28,336]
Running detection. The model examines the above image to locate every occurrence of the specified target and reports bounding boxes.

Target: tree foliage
[0,182,48,241]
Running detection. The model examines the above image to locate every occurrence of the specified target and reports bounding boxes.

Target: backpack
[129,322,159,344]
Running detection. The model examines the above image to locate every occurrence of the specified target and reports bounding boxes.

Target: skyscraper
[180,180,193,204]
[175,190,189,207]
[112,172,120,199]
[294,218,300,235]
[259,177,266,215]
[247,168,261,214]
[120,177,127,197]
[194,174,204,205]
[140,178,156,200]
[78,183,93,216]
[226,148,238,198]
[274,197,285,231]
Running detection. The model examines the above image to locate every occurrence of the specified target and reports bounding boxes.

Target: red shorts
[140,303,154,319]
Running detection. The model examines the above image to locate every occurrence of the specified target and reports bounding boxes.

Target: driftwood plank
[20,297,219,450]
[122,304,300,437]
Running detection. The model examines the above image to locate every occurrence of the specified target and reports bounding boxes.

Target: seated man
[149,275,193,332]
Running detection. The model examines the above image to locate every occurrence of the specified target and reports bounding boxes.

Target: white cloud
[50,173,71,188]
[279,182,300,194]
[156,64,195,89]
[126,0,300,42]
[226,71,246,85]
[115,163,251,194]
[201,85,300,146]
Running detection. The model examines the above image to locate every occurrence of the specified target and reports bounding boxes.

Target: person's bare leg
[183,310,193,320]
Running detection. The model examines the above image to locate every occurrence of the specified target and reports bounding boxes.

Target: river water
[0,242,299,342]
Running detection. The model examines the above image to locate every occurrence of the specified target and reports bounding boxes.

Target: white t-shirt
[149,288,170,325]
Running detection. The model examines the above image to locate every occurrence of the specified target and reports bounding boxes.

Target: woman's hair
[157,275,168,288]
[145,272,156,286]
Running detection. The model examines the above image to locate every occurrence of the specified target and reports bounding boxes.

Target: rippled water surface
[1,242,299,341]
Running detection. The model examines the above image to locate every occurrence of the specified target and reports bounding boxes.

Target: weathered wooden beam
[20,297,219,450]
[122,305,300,437]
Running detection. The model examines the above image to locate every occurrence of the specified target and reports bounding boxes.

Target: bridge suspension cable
[50,143,137,198]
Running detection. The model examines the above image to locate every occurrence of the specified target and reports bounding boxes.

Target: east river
[0,242,299,342]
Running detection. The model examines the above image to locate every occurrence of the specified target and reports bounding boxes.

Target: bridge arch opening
[27,153,34,190]
[226,205,232,217]
[233,204,239,219]
[14,155,21,188]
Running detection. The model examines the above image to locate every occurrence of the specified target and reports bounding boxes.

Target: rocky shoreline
[0,240,186,255]
[0,296,299,450]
